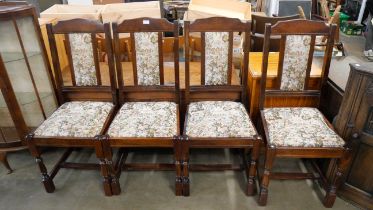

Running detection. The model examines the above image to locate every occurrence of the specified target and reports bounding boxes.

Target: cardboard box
[101,1,161,24]
[184,0,251,21]
[40,4,104,21]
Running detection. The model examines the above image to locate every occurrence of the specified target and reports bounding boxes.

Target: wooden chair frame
[26,19,118,196]
[251,14,300,52]
[98,17,182,195]
[181,17,262,196]
[257,20,352,207]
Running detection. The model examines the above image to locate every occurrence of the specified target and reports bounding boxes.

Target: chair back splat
[47,19,117,105]
[112,17,180,105]
[259,19,336,110]
[184,17,251,110]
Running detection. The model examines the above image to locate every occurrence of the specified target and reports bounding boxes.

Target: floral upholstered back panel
[134,32,160,86]
[69,33,98,86]
[204,32,229,85]
[280,35,312,91]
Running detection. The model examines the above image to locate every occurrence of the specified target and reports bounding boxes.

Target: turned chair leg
[246,141,260,196]
[26,134,55,193]
[0,151,13,174]
[173,136,183,196]
[258,146,276,206]
[181,135,190,196]
[101,135,121,195]
[323,148,352,208]
[94,135,113,196]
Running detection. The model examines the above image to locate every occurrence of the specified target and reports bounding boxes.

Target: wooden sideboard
[331,63,373,210]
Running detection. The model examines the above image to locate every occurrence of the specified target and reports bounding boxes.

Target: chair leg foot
[257,147,276,206]
[35,157,55,193]
[182,175,190,196]
[323,147,352,208]
[102,175,113,196]
[258,187,269,206]
[173,136,183,196]
[246,142,260,196]
[323,191,337,208]
[0,152,13,174]
[110,176,121,195]
[181,135,190,196]
[41,173,56,193]
[246,178,255,196]
[175,176,183,196]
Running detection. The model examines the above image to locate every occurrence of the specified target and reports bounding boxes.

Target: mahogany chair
[26,19,118,196]
[257,19,352,207]
[181,17,261,196]
[251,14,300,52]
[99,17,181,195]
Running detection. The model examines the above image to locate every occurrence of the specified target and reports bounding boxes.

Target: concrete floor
[0,148,358,210]
[0,32,369,210]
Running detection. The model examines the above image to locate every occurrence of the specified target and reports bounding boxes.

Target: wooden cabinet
[333,63,373,209]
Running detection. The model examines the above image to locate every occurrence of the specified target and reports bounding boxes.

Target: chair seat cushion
[263,107,345,147]
[108,102,178,138]
[34,101,114,138]
[185,101,257,138]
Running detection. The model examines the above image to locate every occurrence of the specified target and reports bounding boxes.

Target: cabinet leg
[0,152,13,174]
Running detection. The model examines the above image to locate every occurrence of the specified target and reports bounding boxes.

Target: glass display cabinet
[0,4,57,173]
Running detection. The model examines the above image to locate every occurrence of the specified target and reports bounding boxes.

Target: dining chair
[26,19,118,196]
[181,17,261,196]
[257,19,352,207]
[99,17,181,195]
[251,14,300,52]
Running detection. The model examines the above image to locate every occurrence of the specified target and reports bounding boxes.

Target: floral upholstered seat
[185,101,257,138]
[263,107,345,147]
[108,102,178,138]
[34,101,114,138]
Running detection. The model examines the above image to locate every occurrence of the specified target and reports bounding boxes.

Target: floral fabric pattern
[185,101,256,138]
[263,107,345,147]
[205,32,229,85]
[108,102,177,138]
[134,32,160,86]
[280,35,311,91]
[34,101,113,137]
[69,33,97,86]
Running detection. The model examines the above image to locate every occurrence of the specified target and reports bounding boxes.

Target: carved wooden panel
[333,64,373,210]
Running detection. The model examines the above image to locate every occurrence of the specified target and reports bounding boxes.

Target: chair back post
[173,20,180,105]
[319,23,337,107]
[259,23,272,111]
[241,21,251,111]
[184,17,252,110]
[184,20,191,108]
[259,20,335,111]
[112,17,180,105]
[46,19,117,104]
[46,23,64,105]
[104,23,118,106]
